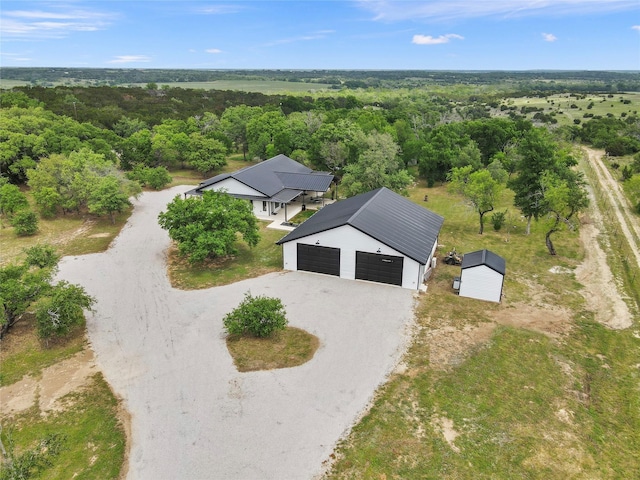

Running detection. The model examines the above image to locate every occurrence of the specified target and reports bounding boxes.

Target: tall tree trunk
[478,207,493,235]
[545,214,560,255]
[526,214,532,235]
[545,229,557,255]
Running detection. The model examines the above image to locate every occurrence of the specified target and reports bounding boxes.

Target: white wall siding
[203,178,265,197]
[281,225,426,290]
[459,266,504,303]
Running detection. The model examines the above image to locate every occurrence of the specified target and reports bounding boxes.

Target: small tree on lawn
[223,292,288,338]
[540,170,589,255]
[158,190,260,264]
[448,166,502,234]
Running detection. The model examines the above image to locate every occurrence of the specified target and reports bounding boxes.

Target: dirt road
[583,147,640,269]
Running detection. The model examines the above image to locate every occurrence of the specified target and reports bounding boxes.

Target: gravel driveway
[58,186,416,480]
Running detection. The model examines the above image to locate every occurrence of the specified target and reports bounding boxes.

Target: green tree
[186,133,227,175]
[223,292,288,338]
[540,170,589,255]
[88,176,135,224]
[508,128,558,234]
[35,281,95,340]
[340,132,412,197]
[220,105,263,160]
[11,209,38,236]
[0,183,28,217]
[448,166,503,234]
[158,190,260,264]
[0,260,53,338]
[127,165,172,190]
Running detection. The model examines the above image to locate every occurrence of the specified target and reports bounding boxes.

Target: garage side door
[297,244,340,276]
[355,251,404,286]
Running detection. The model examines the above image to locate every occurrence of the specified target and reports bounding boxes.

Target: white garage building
[458,249,506,303]
[276,187,444,290]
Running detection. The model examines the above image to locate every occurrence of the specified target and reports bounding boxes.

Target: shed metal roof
[461,249,506,275]
[277,187,444,265]
[193,154,332,198]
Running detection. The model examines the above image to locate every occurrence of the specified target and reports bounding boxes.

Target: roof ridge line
[348,187,384,225]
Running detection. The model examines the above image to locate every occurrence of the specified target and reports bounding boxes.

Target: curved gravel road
[58,186,416,480]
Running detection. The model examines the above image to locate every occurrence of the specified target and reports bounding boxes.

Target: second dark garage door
[297,244,340,276]
[355,251,404,286]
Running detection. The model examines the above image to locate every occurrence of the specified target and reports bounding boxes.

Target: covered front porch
[260,194,335,231]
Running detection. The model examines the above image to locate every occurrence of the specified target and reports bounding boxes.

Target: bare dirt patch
[0,349,97,416]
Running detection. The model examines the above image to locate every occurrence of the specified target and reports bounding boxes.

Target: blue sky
[1,1,639,70]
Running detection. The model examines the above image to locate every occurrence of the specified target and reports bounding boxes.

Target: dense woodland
[1,70,639,254]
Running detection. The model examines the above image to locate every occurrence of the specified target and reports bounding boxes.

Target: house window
[262,201,267,211]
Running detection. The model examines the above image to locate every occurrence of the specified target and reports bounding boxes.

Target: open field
[502,92,640,126]
[0,78,333,94]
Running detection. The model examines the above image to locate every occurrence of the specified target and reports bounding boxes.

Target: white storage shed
[458,249,506,303]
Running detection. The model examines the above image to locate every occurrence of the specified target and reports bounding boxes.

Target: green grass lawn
[1,373,126,480]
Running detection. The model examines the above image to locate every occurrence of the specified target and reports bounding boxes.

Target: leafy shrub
[223,292,288,338]
[0,432,66,480]
[11,209,38,236]
[491,210,508,231]
[24,244,60,269]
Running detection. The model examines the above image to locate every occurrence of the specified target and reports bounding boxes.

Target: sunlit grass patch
[226,327,320,372]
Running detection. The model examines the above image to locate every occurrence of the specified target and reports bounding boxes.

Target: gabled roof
[277,187,444,264]
[461,249,506,275]
[191,154,333,198]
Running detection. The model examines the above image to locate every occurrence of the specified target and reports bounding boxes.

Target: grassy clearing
[0,315,85,387]
[0,205,132,265]
[327,179,640,479]
[0,373,126,479]
[168,221,284,289]
[502,92,640,126]
[226,327,320,372]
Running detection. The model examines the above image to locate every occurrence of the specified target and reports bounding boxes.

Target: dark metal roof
[461,249,506,275]
[277,187,444,265]
[275,171,333,192]
[192,154,332,198]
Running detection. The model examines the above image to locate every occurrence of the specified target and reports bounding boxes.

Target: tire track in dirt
[584,147,640,269]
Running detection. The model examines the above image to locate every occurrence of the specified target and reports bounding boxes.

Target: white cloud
[107,55,151,64]
[1,7,116,39]
[633,25,640,31]
[263,30,334,47]
[542,32,558,42]
[412,33,464,45]
[358,0,639,21]
[206,49,223,54]
[197,5,246,15]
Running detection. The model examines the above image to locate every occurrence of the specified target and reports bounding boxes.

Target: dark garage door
[297,244,340,276]
[355,251,404,286]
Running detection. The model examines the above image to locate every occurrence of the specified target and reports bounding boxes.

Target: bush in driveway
[223,292,288,338]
